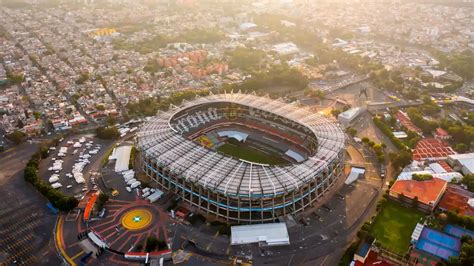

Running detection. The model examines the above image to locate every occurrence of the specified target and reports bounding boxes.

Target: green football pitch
[217,143,288,165]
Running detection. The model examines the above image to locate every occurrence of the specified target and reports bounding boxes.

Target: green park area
[369,200,425,254]
[217,143,287,165]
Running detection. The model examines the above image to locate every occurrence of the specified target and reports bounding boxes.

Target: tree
[457,237,474,265]
[377,154,385,163]
[389,151,412,170]
[17,119,24,129]
[412,196,419,209]
[331,109,341,118]
[95,192,109,211]
[226,47,265,73]
[456,143,469,153]
[33,111,41,120]
[346,127,357,137]
[462,174,474,193]
[6,130,26,144]
[95,104,105,111]
[96,126,120,140]
[75,72,89,85]
[145,236,159,252]
[106,116,117,126]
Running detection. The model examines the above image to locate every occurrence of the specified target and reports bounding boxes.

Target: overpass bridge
[366,101,422,113]
[320,75,370,93]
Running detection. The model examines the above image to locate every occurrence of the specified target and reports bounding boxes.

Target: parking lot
[39,134,113,199]
[228,178,380,265]
[0,143,61,266]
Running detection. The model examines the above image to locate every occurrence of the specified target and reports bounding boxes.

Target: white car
[126,187,132,192]
[66,185,73,189]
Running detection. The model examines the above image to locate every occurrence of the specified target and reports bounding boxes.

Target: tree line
[24,140,78,211]
[126,89,210,117]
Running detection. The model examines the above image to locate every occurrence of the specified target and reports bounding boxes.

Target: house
[353,236,392,266]
[389,178,447,212]
[412,138,457,162]
[396,110,422,135]
[447,153,474,175]
[433,127,451,140]
[438,185,474,217]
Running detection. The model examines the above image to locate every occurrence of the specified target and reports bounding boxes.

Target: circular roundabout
[120,209,153,231]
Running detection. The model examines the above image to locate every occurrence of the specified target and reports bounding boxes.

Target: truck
[51,182,63,189]
[130,181,141,189]
[124,176,134,183]
[127,178,137,185]
[147,190,164,203]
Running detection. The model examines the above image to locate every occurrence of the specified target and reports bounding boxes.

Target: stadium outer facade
[136,92,346,223]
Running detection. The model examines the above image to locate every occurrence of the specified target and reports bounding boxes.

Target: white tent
[345,167,365,185]
[231,223,289,246]
[468,198,474,208]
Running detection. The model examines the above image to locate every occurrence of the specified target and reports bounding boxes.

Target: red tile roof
[438,185,474,217]
[396,110,422,134]
[437,160,453,172]
[354,250,392,266]
[435,128,449,137]
[390,178,447,205]
[412,138,457,161]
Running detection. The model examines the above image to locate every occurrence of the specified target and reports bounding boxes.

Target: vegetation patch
[412,173,433,181]
[23,140,79,211]
[369,200,425,254]
[129,146,137,169]
[96,126,120,140]
[101,145,115,166]
[126,89,209,117]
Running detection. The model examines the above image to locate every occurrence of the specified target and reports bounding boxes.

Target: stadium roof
[137,93,345,198]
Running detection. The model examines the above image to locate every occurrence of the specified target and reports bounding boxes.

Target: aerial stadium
[136,93,346,223]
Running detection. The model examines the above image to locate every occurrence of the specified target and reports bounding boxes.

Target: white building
[447,153,474,175]
[231,223,289,246]
[397,161,463,183]
[345,167,366,185]
[338,107,363,127]
[272,42,299,56]
[108,145,132,172]
[239,22,257,31]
